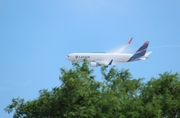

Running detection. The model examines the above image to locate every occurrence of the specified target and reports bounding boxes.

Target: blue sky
[0,0,180,117]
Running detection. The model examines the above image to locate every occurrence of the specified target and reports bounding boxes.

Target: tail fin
[138,51,153,60]
[128,41,149,62]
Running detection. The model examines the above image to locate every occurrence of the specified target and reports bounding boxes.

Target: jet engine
[90,62,99,67]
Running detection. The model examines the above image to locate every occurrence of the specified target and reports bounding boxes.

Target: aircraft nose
[66,55,70,60]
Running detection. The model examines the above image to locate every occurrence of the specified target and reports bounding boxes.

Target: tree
[100,66,144,117]
[4,61,180,118]
[5,61,103,118]
[140,72,180,117]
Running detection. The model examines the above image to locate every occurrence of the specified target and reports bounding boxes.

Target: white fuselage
[66,39,152,67]
[66,53,133,63]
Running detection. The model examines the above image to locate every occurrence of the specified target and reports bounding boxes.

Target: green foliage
[4,61,180,118]
[140,72,180,117]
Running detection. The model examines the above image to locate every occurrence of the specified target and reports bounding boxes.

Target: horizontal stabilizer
[145,51,152,57]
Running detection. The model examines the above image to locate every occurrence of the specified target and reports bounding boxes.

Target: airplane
[66,38,152,67]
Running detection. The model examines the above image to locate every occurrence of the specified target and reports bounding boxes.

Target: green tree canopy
[5,62,180,118]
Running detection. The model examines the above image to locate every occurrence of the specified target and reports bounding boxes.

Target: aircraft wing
[110,37,133,53]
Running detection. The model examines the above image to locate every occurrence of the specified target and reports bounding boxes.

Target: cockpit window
[67,55,69,57]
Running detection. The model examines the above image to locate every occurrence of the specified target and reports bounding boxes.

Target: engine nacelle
[90,62,99,67]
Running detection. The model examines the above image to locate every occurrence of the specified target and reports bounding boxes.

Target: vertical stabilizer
[128,41,149,62]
